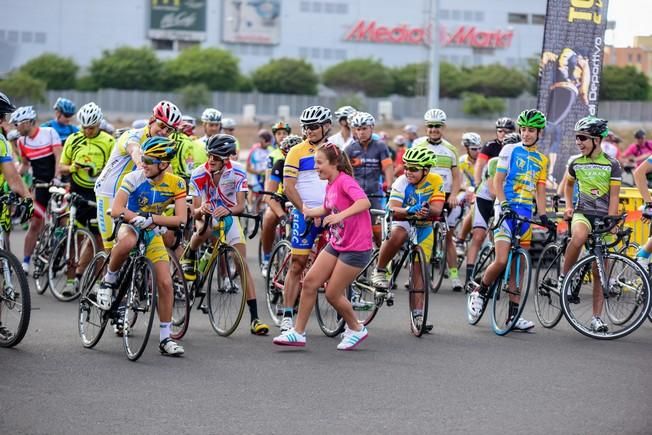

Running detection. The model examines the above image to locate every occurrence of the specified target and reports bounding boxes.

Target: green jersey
[61,130,114,189]
[567,153,622,216]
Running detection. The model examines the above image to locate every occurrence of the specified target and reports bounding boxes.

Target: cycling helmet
[574,116,608,138]
[517,109,547,129]
[349,112,375,128]
[394,135,406,146]
[462,132,482,148]
[206,134,238,158]
[258,129,273,143]
[0,92,16,115]
[403,124,418,134]
[424,109,447,124]
[100,119,115,135]
[132,119,148,129]
[76,102,103,127]
[334,105,356,120]
[11,106,37,123]
[300,105,331,125]
[403,146,436,168]
[141,136,176,161]
[495,117,516,131]
[6,130,19,142]
[280,134,303,155]
[503,132,521,145]
[153,100,182,128]
[53,97,76,116]
[179,121,195,136]
[182,115,196,127]
[271,121,291,134]
[221,118,236,129]
[200,108,222,123]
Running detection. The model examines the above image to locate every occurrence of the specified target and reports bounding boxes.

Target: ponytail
[317,142,353,176]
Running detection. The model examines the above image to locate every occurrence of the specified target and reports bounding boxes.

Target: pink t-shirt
[324,172,372,252]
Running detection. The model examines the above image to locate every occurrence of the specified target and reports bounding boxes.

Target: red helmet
[179,121,194,136]
[152,100,182,129]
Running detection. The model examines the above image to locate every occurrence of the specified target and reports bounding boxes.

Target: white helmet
[201,108,222,123]
[132,119,148,129]
[182,115,197,127]
[221,118,236,129]
[424,109,447,124]
[77,102,103,127]
[11,106,37,123]
[462,132,482,148]
[100,119,115,134]
[394,134,406,146]
[300,105,331,125]
[349,111,375,128]
[334,105,356,120]
[403,124,418,134]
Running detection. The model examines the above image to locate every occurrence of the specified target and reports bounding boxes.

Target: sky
[606,0,652,47]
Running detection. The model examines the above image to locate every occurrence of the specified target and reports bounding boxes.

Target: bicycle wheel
[491,247,532,336]
[430,222,446,293]
[123,257,157,361]
[466,245,494,325]
[533,242,564,328]
[32,225,53,294]
[408,246,430,337]
[77,251,109,348]
[562,253,651,340]
[265,240,290,326]
[48,228,97,302]
[169,253,190,341]
[207,245,247,337]
[0,249,31,347]
[349,249,382,326]
[315,284,345,337]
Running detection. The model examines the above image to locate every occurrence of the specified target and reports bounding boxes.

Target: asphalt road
[2,229,651,435]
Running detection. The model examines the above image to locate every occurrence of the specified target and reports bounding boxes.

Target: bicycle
[77,215,158,361]
[47,192,99,301]
[533,225,570,328]
[0,193,32,347]
[559,214,651,340]
[429,209,449,293]
[257,190,290,271]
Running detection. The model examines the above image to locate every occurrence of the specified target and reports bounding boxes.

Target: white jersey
[329,131,354,150]
[413,138,458,193]
[95,127,146,198]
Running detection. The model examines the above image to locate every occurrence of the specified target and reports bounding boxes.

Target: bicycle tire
[466,245,494,325]
[349,249,382,327]
[533,242,564,328]
[32,225,54,294]
[265,240,290,326]
[207,245,247,337]
[169,252,190,341]
[429,222,446,293]
[123,257,157,361]
[315,284,345,337]
[491,247,532,336]
[77,251,109,349]
[0,249,31,347]
[48,228,98,302]
[409,246,430,337]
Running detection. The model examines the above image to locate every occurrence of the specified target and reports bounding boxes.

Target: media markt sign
[149,0,207,41]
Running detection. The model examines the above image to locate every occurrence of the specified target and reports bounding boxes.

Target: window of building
[464,11,473,21]
[508,13,528,24]
[637,53,642,62]
[531,14,546,25]
[323,48,332,59]
[324,2,334,13]
[452,10,461,20]
[300,1,310,12]
[311,47,320,58]
[335,49,346,60]
[475,11,484,22]
[152,39,173,50]
[178,40,199,51]
[299,47,309,57]
[336,3,347,13]
[7,30,18,43]
[312,2,321,13]
[21,31,32,43]
[35,32,46,43]
[440,9,449,20]
[628,53,633,62]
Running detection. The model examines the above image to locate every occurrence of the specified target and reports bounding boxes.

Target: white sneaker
[468,291,485,318]
[21,262,29,273]
[337,325,368,350]
[261,260,269,279]
[159,338,184,356]
[590,316,608,333]
[512,317,535,331]
[371,269,389,290]
[280,316,293,333]
[96,281,114,311]
[273,328,306,347]
[451,277,463,292]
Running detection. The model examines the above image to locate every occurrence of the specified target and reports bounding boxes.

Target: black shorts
[324,243,372,268]
[34,184,51,211]
[71,184,99,235]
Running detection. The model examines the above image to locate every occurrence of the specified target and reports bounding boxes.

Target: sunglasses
[303,123,322,131]
[141,156,163,165]
[404,166,424,172]
[496,128,509,134]
[468,146,481,151]
[208,154,225,161]
[426,123,444,129]
[155,120,175,134]
[13,120,31,127]
[576,134,593,142]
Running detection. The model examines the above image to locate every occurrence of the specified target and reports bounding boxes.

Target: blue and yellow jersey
[390,172,445,225]
[95,126,150,197]
[496,143,548,209]
[120,170,186,215]
[283,140,326,208]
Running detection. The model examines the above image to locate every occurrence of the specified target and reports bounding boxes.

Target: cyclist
[95,100,182,252]
[59,102,114,295]
[371,146,445,329]
[280,105,331,332]
[403,124,418,148]
[42,98,79,143]
[198,108,222,144]
[630,135,652,268]
[14,106,63,272]
[474,117,515,188]
[413,108,463,291]
[329,106,356,150]
[170,128,208,183]
[181,115,197,138]
[179,134,270,335]
[246,129,273,212]
[220,118,240,161]
[558,117,621,333]
[0,93,30,199]
[344,111,393,246]
[393,135,407,177]
[267,121,290,172]
[97,137,187,356]
[468,109,550,331]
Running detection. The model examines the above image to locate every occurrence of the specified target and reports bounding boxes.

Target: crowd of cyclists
[0,88,651,357]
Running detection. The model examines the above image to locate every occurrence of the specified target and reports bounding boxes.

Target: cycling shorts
[96,195,114,249]
[571,213,615,244]
[493,205,532,246]
[124,224,168,264]
[72,185,99,235]
[33,184,51,219]
[391,220,434,260]
[211,215,245,246]
[473,198,494,230]
[291,208,322,255]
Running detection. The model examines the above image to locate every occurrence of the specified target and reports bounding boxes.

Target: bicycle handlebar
[198,211,261,239]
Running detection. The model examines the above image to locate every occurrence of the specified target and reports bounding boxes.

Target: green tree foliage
[465,64,528,98]
[462,92,506,117]
[600,65,650,101]
[89,46,162,90]
[526,57,540,96]
[323,58,394,97]
[439,62,469,98]
[75,75,99,92]
[0,71,46,105]
[177,83,211,111]
[251,58,318,95]
[392,62,428,96]
[19,53,78,90]
[162,47,241,91]
[335,94,365,111]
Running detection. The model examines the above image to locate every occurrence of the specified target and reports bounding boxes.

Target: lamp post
[428,0,440,109]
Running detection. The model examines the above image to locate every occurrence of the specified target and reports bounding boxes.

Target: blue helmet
[141,136,176,161]
[53,97,76,116]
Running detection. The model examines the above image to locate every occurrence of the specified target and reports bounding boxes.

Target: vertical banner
[149,0,207,41]
[537,0,609,181]
[222,0,281,45]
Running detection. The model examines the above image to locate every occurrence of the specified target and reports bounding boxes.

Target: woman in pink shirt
[273,142,372,350]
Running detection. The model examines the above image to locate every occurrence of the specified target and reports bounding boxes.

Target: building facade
[604,35,652,78]
[1,0,546,75]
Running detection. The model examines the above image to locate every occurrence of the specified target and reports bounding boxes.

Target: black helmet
[495,117,515,131]
[574,117,609,138]
[206,134,237,158]
[0,92,16,115]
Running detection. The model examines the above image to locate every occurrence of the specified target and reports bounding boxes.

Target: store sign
[149,0,206,41]
[344,20,514,49]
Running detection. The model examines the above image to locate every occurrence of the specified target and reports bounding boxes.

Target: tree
[89,46,162,90]
[462,92,505,117]
[177,83,210,111]
[600,65,650,101]
[0,71,46,105]
[392,62,428,96]
[322,58,394,97]
[465,64,528,98]
[439,62,468,98]
[20,53,78,90]
[251,58,318,95]
[162,47,241,91]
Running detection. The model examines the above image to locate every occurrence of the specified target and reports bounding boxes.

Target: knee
[290,257,306,274]
[325,289,340,305]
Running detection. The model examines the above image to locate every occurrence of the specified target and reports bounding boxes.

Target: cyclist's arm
[52,145,63,178]
[304,205,327,218]
[151,196,186,228]
[493,171,507,203]
[125,140,142,167]
[0,161,29,198]
[263,179,286,217]
[428,199,444,217]
[283,177,302,211]
[564,176,575,214]
[451,166,461,194]
[633,160,652,202]
[382,162,394,191]
[230,191,246,216]
[474,157,487,187]
[111,190,139,222]
[608,184,620,216]
[387,199,409,220]
[535,181,547,217]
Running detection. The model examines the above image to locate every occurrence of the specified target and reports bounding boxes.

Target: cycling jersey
[478,139,502,162]
[270,158,285,185]
[283,140,327,208]
[458,154,476,188]
[475,157,499,201]
[390,172,445,225]
[496,143,548,210]
[0,133,13,187]
[328,131,354,150]
[170,131,207,180]
[95,127,147,198]
[188,160,248,209]
[267,148,284,171]
[61,130,114,190]
[413,140,458,193]
[17,126,61,181]
[41,119,79,143]
[345,139,392,197]
[567,152,621,216]
[246,143,271,187]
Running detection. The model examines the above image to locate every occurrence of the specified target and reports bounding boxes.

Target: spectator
[403,124,418,148]
[621,129,652,168]
[393,135,407,177]
[601,131,620,159]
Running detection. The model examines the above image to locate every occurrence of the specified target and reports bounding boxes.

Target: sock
[104,268,119,285]
[508,301,519,319]
[283,308,293,318]
[263,253,271,262]
[247,299,258,323]
[159,322,171,342]
[449,267,458,279]
[23,255,30,265]
[465,264,474,282]
[636,247,651,259]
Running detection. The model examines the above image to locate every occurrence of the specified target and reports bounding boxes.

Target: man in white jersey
[328,105,356,150]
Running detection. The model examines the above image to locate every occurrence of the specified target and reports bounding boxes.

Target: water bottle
[198,246,213,274]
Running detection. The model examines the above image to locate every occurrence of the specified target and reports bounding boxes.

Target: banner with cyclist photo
[536,0,609,181]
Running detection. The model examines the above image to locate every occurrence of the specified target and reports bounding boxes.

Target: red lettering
[345,20,377,41]
[375,26,389,42]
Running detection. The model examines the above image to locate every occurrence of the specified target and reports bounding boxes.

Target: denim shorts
[325,243,372,268]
